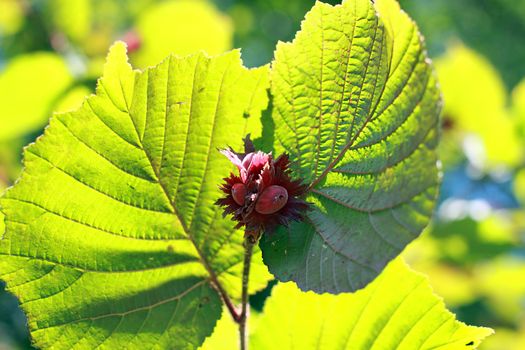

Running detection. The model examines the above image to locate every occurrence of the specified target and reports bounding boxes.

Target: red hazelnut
[231,183,247,206]
[255,185,289,215]
[217,135,309,238]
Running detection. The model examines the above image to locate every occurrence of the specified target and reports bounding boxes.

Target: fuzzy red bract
[216,136,309,241]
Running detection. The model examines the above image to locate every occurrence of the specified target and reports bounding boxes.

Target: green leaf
[132,0,233,68]
[514,168,525,206]
[53,85,92,114]
[261,0,441,293]
[0,85,89,188]
[480,327,525,350]
[512,77,525,146]
[0,42,271,349]
[251,259,493,350]
[44,0,91,44]
[0,0,24,35]
[0,52,73,142]
[476,257,525,324]
[199,308,239,350]
[436,43,521,169]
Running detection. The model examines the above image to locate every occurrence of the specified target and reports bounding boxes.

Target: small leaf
[261,0,441,293]
[436,43,521,168]
[132,0,233,68]
[251,260,493,350]
[0,53,73,142]
[0,42,271,349]
[0,0,24,35]
[44,0,91,44]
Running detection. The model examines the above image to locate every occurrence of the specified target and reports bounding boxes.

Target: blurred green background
[1,0,525,349]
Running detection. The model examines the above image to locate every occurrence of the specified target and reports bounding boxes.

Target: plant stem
[239,234,255,350]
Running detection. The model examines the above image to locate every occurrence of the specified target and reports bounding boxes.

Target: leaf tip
[108,40,129,59]
[102,40,134,80]
[400,258,494,346]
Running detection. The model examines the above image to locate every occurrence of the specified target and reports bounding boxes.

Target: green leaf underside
[251,259,493,350]
[0,43,271,349]
[261,0,441,293]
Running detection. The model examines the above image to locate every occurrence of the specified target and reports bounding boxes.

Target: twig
[239,234,255,350]
[213,275,241,322]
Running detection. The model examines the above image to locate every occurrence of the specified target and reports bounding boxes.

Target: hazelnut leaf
[261,0,442,293]
[251,260,493,349]
[0,43,271,349]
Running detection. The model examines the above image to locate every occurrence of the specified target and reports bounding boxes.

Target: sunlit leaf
[132,0,233,68]
[512,77,525,143]
[251,259,493,350]
[408,260,477,307]
[514,169,525,206]
[0,53,73,142]
[404,214,519,307]
[0,0,24,35]
[0,42,271,349]
[475,257,525,323]
[436,43,521,169]
[0,138,24,185]
[261,0,441,293]
[480,326,525,350]
[44,0,91,43]
[199,308,238,350]
[430,217,516,265]
[52,86,91,113]
[0,85,90,188]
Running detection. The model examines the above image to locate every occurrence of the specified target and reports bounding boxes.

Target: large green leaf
[251,259,493,350]
[261,0,441,293]
[0,42,271,349]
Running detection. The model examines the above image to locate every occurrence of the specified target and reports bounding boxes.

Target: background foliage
[0,0,524,349]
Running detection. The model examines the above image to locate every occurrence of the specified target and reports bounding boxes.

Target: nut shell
[255,185,289,214]
[231,183,247,206]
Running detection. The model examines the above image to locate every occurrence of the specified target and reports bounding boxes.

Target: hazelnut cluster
[216,136,309,241]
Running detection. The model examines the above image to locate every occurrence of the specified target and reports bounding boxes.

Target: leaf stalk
[239,234,256,350]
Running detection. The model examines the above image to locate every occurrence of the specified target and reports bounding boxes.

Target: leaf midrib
[307,13,386,191]
[116,61,233,304]
[326,0,358,171]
